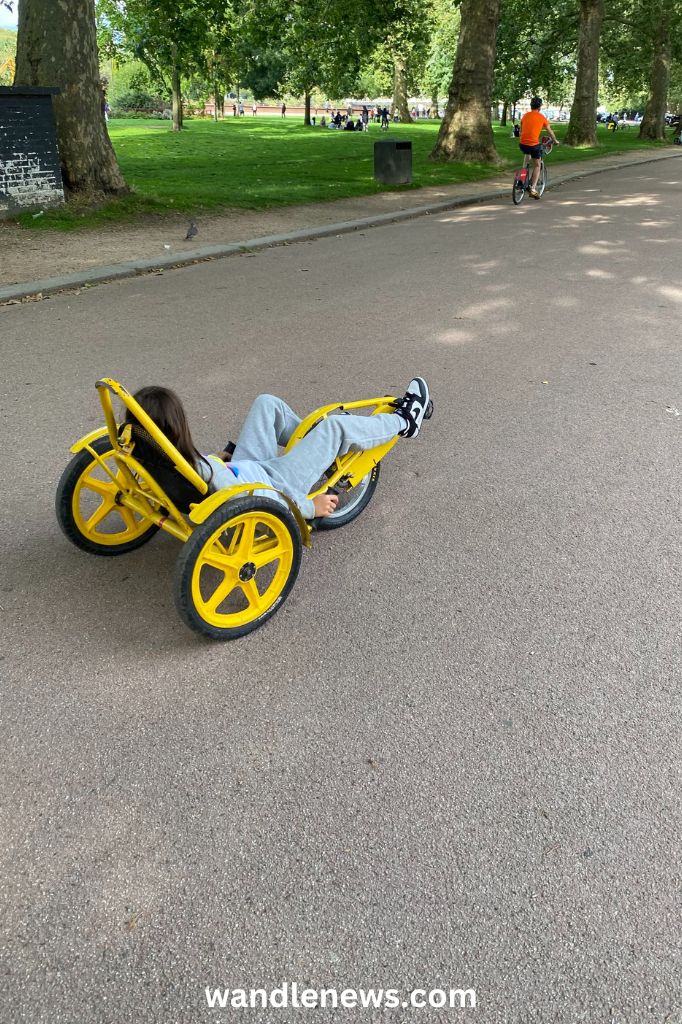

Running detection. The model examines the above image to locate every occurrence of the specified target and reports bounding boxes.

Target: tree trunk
[304,89,311,126]
[565,0,603,147]
[431,89,438,116]
[213,79,219,121]
[430,0,501,163]
[393,55,411,122]
[639,15,671,141]
[500,100,508,127]
[14,0,127,197]
[171,52,182,132]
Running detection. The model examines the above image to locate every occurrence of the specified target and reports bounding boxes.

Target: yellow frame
[285,397,400,496]
[69,379,401,551]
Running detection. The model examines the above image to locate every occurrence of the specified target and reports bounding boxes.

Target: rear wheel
[174,497,301,640]
[56,435,159,556]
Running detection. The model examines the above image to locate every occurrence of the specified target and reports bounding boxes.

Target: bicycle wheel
[512,172,526,205]
[537,162,547,197]
[56,435,159,556]
[314,464,380,531]
[174,496,301,640]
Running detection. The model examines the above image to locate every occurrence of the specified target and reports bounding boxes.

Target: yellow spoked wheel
[56,436,159,555]
[174,497,302,640]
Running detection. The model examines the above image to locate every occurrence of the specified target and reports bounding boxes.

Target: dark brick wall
[0,91,65,215]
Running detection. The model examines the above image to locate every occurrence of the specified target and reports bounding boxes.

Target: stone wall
[0,87,64,216]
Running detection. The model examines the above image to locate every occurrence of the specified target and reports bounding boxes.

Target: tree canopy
[11,0,682,208]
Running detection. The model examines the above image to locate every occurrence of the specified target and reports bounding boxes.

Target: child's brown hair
[126,386,208,475]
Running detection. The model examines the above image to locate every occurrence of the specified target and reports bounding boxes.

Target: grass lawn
[19,117,675,231]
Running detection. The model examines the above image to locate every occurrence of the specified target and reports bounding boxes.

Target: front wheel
[537,162,547,196]
[56,435,159,556]
[174,497,302,640]
[315,463,381,531]
[512,173,526,205]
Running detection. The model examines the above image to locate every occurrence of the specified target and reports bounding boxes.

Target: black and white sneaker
[394,376,432,438]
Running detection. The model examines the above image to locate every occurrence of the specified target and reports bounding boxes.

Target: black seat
[124,424,207,514]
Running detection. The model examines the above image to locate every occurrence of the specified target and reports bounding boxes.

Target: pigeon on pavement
[185,221,198,240]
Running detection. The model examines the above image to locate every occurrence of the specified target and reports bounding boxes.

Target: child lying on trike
[56,377,432,639]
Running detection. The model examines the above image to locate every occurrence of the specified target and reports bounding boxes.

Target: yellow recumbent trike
[56,378,419,640]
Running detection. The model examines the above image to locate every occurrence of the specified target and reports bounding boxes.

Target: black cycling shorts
[519,142,542,159]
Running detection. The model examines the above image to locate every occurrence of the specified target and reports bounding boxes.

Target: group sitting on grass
[325,108,370,131]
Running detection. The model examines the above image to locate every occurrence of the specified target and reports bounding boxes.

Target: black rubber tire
[512,176,525,205]
[174,496,302,640]
[55,435,159,556]
[315,463,381,531]
[537,163,547,196]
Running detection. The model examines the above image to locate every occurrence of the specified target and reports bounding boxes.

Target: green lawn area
[21,117,674,231]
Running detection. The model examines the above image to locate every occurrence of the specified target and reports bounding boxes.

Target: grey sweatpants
[231,394,403,518]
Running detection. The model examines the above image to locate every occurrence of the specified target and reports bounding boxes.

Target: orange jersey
[520,110,550,146]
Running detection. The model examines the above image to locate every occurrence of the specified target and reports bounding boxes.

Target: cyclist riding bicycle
[519,96,559,199]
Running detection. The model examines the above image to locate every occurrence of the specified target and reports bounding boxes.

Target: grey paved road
[1,159,681,1024]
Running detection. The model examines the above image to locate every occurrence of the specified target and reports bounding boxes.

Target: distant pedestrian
[281,102,286,118]
[361,105,369,128]
[239,103,244,116]
[233,103,237,117]
[252,102,258,116]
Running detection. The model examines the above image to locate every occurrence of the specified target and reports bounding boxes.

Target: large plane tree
[14,0,127,196]
[431,0,502,163]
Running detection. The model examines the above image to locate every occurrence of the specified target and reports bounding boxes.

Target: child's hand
[313,493,339,517]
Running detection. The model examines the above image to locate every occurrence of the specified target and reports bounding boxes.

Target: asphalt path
[1,159,681,1024]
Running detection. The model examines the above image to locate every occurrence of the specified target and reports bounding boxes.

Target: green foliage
[601,0,682,96]
[96,0,222,92]
[0,26,16,84]
[384,0,433,81]
[111,88,164,113]
[355,55,393,99]
[107,60,161,104]
[239,45,288,100]
[237,0,415,102]
[669,60,682,110]
[420,0,459,100]
[494,0,577,105]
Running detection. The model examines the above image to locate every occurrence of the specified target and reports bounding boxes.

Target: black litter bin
[374,139,412,184]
